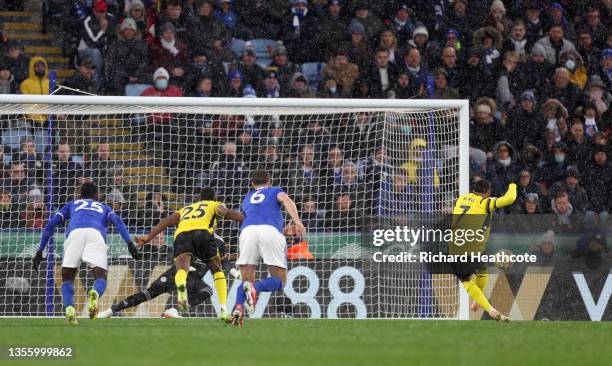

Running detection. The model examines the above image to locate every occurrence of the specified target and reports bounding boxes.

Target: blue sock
[61,281,74,309]
[254,277,283,293]
[236,282,246,306]
[93,278,107,296]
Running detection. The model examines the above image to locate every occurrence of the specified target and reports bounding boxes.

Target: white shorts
[236,225,287,269]
[62,228,108,270]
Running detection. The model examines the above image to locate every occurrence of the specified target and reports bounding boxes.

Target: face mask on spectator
[155,79,168,90]
[329,87,337,93]
[499,157,511,167]
[564,59,576,72]
[554,154,566,163]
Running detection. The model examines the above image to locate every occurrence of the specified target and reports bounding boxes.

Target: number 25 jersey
[175,200,222,238]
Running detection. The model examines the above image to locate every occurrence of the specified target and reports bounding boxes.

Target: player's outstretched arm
[277,192,305,236]
[490,183,517,210]
[135,212,180,246]
[33,207,68,271]
[108,212,141,260]
[216,204,244,223]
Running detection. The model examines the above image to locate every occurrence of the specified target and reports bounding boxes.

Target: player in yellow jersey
[451,180,516,321]
[135,187,243,320]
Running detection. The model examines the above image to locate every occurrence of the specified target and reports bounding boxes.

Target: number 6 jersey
[240,187,285,234]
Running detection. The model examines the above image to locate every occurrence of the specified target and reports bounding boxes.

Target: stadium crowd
[0,0,610,244]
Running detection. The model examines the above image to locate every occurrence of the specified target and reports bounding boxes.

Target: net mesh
[0,100,463,318]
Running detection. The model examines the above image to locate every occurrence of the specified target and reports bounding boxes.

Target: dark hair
[80,182,98,199]
[200,187,217,201]
[472,179,491,194]
[251,170,271,185]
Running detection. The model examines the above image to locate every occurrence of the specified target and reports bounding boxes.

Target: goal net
[0,95,469,319]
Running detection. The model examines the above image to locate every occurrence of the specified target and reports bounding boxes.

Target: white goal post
[0,95,469,319]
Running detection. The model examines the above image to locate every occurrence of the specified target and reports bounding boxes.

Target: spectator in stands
[469,98,503,155]
[584,146,612,228]
[289,144,321,198]
[85,141,115,189]
[486,141,521,197]
[401,48,428,93]
[362,48,397,98]
[595,49,612,90]
[457,47,494,103]
[576,29,601,75]
[349,1,382,46]
[432,68,459,99]
[317,76,341,98]
[269,42,300,92]
[548,3,575,43]
[207,140,246,205]
[506,91,544,150]
[186,0,231,51]
[124,0,155,44]
[551,167,589,214]
[61,57,99,95]
[406,26,439,71]
[20,57,49,99]
[496,51,521,112]
[559,50,587,90]
[156,0,189,44]
[531,230,556,263]
[106,189,129,220]
[53,139,83,206]
[321,49,359,98]
[0,62,17,94]
[260,69,281,98]
[502,19,531,61]
[0,189,18,228]
[326,192,359,230]
[379,172,411,217]
[582,7,607,49]
[286,72,315,98]
[149,22,190,81]
[523,1,547,46]
[16,137,45,185]
[300,195,325,232]
[517,144,542,177]
[3,41,29,83]
[473,26,502,74]
[570,233,608,260]
[442,0,472,49]
[105,17,149,95]
[78,0,116,85]
[541,68,581,114]
[186,48,226,95]
[22,188,46,229]
[258,145,291,187]
[3,161,34,208]
[141,67,183,97]
[582,102,607,138]
[534,24,576,66]
[214,0,238,35]
[230,45,265,92]
[548,190,579,232]
[192,77,216,97]
[207,32,236,65]
[521,43,554,93]
[520,192,541,215]
[565,119,593,166]
[482,0,510,35]
[389,4,416,44]
[541,141,571,184]
[107,165,135,209]
[224,70,245,97]
[233,0,283,40]
[391,70,422,99]
[438,46,459,89]
[236,130,258,164]
[318,0,347,59]
[342,21,371,69]
[512,170,541,212]
[137,191,169,230]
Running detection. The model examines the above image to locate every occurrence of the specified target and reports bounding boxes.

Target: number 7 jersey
[175,200,223,238]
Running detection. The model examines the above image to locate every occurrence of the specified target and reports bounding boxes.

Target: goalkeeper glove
[32,250,43,272]
[127,241,142,260]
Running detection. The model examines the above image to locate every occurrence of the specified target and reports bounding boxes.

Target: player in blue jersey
[32,182,140,324]
[231,170,305,326]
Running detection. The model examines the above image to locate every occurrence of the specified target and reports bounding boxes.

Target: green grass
[0,319,610,366]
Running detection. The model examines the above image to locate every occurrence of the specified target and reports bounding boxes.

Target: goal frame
[0,95,470,319]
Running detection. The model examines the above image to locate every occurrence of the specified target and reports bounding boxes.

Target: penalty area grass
[0,318,610,366]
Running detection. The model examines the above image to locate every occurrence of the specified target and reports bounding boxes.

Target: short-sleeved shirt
[174,200,223,238]
[240,187,285,233]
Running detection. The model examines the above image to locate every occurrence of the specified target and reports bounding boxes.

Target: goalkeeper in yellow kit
[451,180,516,321]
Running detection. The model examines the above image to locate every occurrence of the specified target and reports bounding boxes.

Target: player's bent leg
[174,253,191,312]
[61,267,78,325]
[88,267,107,320]
[472,271,489,312]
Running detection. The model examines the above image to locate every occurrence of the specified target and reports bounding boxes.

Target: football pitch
[1,319,610,366]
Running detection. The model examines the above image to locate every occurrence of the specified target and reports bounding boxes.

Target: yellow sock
[213,271,227,308]
[175,269,188,289]
[462,280,492,312]
[474,273,488,292]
